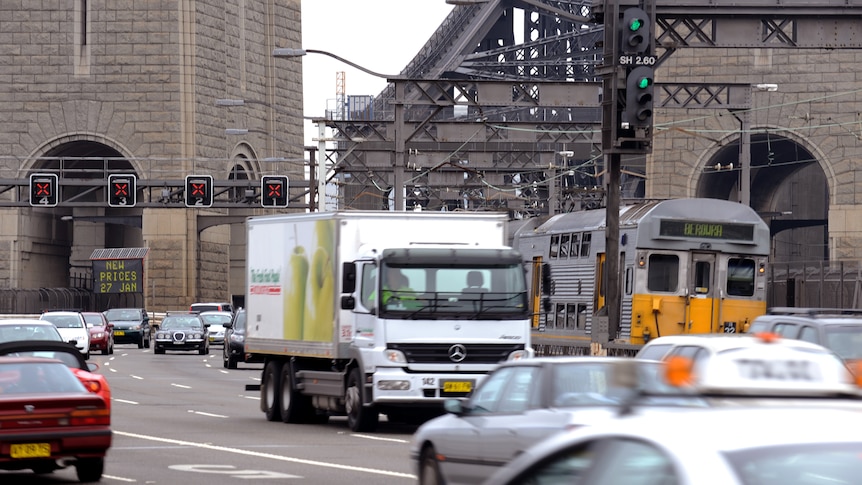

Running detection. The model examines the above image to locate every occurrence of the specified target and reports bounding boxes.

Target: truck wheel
[262,361,283,422]
[279,361,316,423]
[419,446,444,485]
[346,368,378,432]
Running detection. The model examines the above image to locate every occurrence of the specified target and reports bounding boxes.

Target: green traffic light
[629,18,644,31]
[637,77,651,89]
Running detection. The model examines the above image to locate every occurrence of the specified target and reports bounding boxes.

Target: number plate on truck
[442,381,473,393]
[11,443,50,458]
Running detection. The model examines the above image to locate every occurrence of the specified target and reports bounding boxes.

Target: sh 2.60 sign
[618,54,657,66]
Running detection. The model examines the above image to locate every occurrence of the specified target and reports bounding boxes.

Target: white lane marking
[351,434,409,444]
[241,395,260,401]
[170,464,300,479]
[115,430,416,479]
[102,474,136,482]
[171,383,192,389]
[114,398,140,405]
[109,367,118,373]
[188,410,228,418]
[131,375,144,380]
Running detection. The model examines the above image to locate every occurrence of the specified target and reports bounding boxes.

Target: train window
[555,303,566,329]
[694,262,711,294]
[570,233,580,258]
[727,258,755,296]
[580,233,591,257]
[625,267,633,295]
[647,254,679,292]
[560,234,570,258]
[550,235,560,259]
[566,304,577,329]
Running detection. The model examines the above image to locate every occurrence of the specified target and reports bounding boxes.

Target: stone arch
[22,134,145,291]
[694,128,830,262]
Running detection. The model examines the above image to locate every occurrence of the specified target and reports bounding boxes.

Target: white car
[486,337,862,485]
[485,405,862,485]
[39,311,90,359]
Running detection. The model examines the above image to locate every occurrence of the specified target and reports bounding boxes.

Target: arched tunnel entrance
[25,140,144,309]
[697,133,828,262]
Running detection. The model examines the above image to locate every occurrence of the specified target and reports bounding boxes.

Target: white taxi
[485,333,862,485]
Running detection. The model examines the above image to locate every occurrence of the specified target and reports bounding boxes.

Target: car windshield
[0,361,86,394]
[82,315,104,326]
[0,324,63,342]
[725,443,862,485]
[201,314,231,325]
[105,309,140,320]
[43,315,83,329]
[161,317,203,330]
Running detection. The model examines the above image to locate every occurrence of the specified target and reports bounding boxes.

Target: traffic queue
[411,332,862,485]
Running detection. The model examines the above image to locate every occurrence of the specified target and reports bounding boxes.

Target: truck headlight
[507,350,531,361]
[384,349,407,363]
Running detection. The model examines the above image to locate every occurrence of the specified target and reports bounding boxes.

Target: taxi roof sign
[665,335,862,397]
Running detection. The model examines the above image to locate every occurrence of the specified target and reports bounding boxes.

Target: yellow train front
[512,198,770,355]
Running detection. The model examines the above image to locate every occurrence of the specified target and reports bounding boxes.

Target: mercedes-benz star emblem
[448,344,467,363]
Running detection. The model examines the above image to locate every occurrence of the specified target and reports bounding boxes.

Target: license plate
[114,330,125,336]
[443,381,473,393]
[11,443,50,458]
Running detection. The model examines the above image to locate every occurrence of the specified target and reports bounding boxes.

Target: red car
[82,312,114,355]
[0,356,112,481]
[0,341,111,411]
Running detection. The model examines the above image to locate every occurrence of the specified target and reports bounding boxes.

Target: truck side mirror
[342,262,356,293]
[341,295,356,310]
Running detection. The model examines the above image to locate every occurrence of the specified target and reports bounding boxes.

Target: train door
[687,252,718,334]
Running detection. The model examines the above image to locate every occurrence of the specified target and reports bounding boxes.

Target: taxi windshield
[726,443,862,485]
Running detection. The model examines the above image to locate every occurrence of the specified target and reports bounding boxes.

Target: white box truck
[244,211,532,431]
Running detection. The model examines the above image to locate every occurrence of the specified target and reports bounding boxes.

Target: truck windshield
[378,263,528,320]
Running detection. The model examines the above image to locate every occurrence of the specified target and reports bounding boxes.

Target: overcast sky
[300,1,454,145]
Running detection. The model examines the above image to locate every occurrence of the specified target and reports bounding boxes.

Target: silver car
[200,311,232,345]
[409,356,686,485]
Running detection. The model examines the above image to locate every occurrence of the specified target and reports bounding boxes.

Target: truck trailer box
[245,211,513,358]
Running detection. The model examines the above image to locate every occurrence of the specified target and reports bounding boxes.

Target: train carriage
[512,198,770,355]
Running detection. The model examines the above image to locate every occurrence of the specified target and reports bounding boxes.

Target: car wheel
[199,343,208,355]
[83,351,90,360]
[419,446,445,485]
[262,360,283,422]
[346,367,378,432]
[75,457,104,482]
[154,345,165,355]
[137,335,144,349]
[144,332,151,349]
[109,342,114,355]
[224,347,237,369]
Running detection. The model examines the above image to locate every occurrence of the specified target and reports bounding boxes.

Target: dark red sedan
[0,356,112,481]
[82,312,114,355]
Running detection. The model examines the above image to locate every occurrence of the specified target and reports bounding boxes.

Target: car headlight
[131,325,141,330]
[92,332,104,338]
[229,334,244,343]
[156,332,169,339]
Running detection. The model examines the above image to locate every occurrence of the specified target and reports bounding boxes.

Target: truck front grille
[388,343,524,364]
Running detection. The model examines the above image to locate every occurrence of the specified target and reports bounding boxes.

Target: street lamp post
[273,47,406,210]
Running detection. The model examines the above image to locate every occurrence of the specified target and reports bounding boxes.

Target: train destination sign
[92,258,143,293]
[659,219,755,242]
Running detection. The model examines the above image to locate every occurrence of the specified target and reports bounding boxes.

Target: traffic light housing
[107,174,137,207]
[184,175,213,207]
[619,7,649,55]
[29,173,59,207]
[260,176,289,208]
[623,66,654,129]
